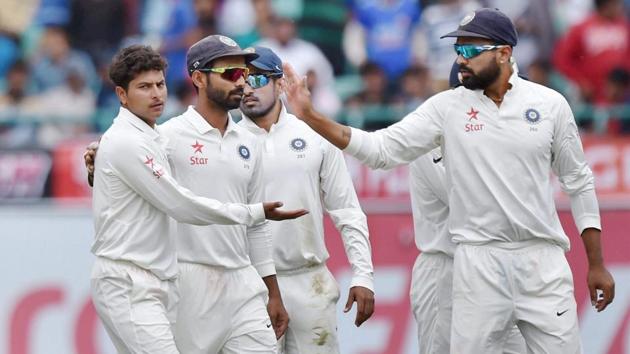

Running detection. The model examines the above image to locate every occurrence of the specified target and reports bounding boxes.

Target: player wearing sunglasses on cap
[238,46,374,354]
[281,7,615,354]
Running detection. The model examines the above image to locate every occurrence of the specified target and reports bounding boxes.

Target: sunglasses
[246,73,282,89]
[454,44,508,59]
[197,66,249,82]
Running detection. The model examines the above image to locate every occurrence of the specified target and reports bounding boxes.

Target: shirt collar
[117,106,160,140]
[184,105,239,136]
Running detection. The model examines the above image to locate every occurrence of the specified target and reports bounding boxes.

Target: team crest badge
[290,138,307,152]
[524,108,542,124]
[238,145,251,160]
[219,35,237,47]
[460,12,475,26]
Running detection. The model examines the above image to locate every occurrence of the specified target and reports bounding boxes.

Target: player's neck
[483,67,513,108]
[254,100,282,132]
[194,100,230,136]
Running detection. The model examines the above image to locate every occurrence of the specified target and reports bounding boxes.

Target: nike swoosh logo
[432,157,442,164]
[556,309,569,316]
[266,323,272,328]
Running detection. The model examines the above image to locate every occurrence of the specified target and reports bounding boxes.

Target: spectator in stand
[0,60,36,148]
[346,62,391,106]
[194,0,219,36]
[67,0,132,64]
[554,0,630,105]
[417,0,480,89]
[344,62,396,130]
[392,64,434,110]
[0,60,31,111]
[257,14,341,117]
[29,26,99,94]
[344,0,422,80]
[603,68,630,133]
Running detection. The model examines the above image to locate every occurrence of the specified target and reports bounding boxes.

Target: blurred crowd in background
[1,0,630,151]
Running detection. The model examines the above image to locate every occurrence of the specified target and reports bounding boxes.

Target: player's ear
[191,71,207,90]
[115,86,128,106]
[498,46,512,64]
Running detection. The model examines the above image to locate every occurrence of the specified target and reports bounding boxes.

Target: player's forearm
[581,228,604,267]
[301,108,352,150]
[262,275,283,300]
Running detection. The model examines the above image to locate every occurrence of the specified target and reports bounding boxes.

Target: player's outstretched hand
[263,202,308,220]
[84,141,100,187]
[344,286,375,327]
[281,62,314,119]
[267,295,289,339]
[587,264,615,312]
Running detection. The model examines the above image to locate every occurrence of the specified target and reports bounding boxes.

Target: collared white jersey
[346,72,600,250]
[239,107,374,290]
[409,149,455,256]
[92,107,266,280]
[160,107,274,276]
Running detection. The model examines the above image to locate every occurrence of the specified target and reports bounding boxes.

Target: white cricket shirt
[409,149,455,256]
[92,107,266,280]
[346,71,600,250]
[239,106,374,290]
[160,106,275,277]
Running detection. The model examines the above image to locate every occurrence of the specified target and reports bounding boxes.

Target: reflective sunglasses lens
[454,45,480,59]
[247,74,270,89]
[221,68,247,82]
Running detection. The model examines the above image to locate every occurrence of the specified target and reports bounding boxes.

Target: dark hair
[108,45,168,90]
[359,62,384,76]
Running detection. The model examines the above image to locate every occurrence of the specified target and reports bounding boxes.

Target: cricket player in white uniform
[410,149,525,354]
[281,8,615,354]
[91,45,302,354]
[164,35,297,354]
[237,46,375,354]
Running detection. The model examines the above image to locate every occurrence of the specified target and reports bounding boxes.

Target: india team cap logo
[290,138,307,152]
[460,12,475,26]
[238,145,251,160]
[219,35,237,47]
[524,108,541,124]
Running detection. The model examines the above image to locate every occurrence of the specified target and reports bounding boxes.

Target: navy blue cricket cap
[440,8,518,47]
[186,35,259,76]
[247,46,284,76]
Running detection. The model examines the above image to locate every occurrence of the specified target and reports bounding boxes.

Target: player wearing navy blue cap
[239,46,375,354]
[282,7,615,354]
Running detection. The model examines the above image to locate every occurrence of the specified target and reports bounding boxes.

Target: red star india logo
[191,140,204,154]
[144,156,154,167]
[467,107,479,121]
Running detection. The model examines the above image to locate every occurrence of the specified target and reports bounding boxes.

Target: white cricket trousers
[276,264,341,354]
[91,256,179,354]
[451,240,581,354]
[410,252,526,354]
[174,262,277,354]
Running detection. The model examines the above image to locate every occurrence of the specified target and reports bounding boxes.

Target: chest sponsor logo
[524,108,542,125]
[144,155,164,179]
[465,107,484,132]
[238,144,251,161]
[290,138,307,152]
[190,140,208,165]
